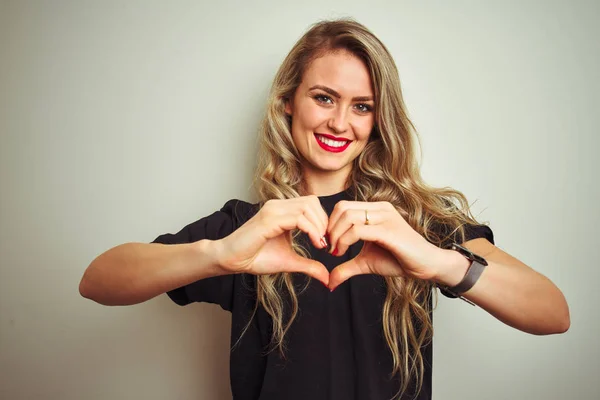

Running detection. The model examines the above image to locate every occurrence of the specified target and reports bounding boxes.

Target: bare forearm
[434,244,570,335]
[79,240,225,306]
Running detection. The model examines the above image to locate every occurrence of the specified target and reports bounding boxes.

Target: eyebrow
[308,85,373,102]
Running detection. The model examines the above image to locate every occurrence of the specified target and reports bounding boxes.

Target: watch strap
[447,259,486,295]
[438,242,488,305]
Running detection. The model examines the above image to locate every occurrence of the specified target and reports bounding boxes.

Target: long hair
[245,18,483,399]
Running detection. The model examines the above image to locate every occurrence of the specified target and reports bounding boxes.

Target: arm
[433,238,570,335]
[79,240,225,306]
[324,200,570,335]
[80,196,333,307]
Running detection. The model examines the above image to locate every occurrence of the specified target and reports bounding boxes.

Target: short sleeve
[431,219,495,249]
[462,223,495,245]
[151,199,256,311]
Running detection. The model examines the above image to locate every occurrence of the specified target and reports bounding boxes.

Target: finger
[328,201,386,234]
[328,258,367,292]
[329,209,386,255]
[327,200,350,234]
[260,201,327,250]
[333,224,361,257]
[310,196,330,239]
[265,203,322,245]
[295,213,327,250]
[281,252,330,287]
[301,197,328,244]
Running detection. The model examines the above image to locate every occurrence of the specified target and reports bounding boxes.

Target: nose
[327,107,349,134]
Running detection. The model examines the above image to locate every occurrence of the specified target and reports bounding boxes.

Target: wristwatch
[438,243,488,306]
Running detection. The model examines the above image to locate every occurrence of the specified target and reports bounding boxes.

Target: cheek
[290,108,318,145]
[296,101,329,128]
[355,117,375,141]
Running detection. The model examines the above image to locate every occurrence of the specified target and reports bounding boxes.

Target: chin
[308,159,351,173]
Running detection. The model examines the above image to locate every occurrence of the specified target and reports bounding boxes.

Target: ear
[284,97,293,116]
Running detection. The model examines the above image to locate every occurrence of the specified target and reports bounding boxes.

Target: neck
[302,164,351,196]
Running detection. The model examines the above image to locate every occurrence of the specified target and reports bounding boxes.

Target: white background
[1,1,598,399]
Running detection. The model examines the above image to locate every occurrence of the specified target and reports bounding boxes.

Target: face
[285,51,375,182]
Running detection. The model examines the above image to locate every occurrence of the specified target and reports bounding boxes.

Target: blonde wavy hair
[243,18,484,399]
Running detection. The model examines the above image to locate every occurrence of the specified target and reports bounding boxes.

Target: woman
[80,18,570,400]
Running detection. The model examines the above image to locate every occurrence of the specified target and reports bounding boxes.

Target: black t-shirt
[152,189,494,400]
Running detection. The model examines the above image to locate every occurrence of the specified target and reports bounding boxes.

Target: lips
[314,133,351,153]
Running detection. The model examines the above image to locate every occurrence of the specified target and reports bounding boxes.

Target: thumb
[329,258,366,292]
[281,252,330,288]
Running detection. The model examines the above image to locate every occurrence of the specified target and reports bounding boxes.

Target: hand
[326,201,445,291]
[214,196,330,287]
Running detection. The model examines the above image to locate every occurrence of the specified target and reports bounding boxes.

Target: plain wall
[1,1,598,399]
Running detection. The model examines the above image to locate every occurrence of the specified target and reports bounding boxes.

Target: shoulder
[461,223,494,245]
[187,198,260,240]
[219,199,260,227]
[152,199,260,245]
[428,218,495,248]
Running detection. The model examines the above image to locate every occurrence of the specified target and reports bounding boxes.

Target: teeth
[317,135,348,148]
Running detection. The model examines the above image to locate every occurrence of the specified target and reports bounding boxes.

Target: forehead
[302,51,373,95]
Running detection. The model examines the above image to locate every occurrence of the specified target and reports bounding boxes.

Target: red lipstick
[314,133,351,153]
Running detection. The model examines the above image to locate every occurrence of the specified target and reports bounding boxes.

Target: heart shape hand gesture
[325,200,446,291]
[215,196,447,291]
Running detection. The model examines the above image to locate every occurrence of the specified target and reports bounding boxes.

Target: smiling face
[284,50,375,193]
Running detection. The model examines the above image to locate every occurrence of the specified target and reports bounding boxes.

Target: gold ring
[365,209,370,225]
